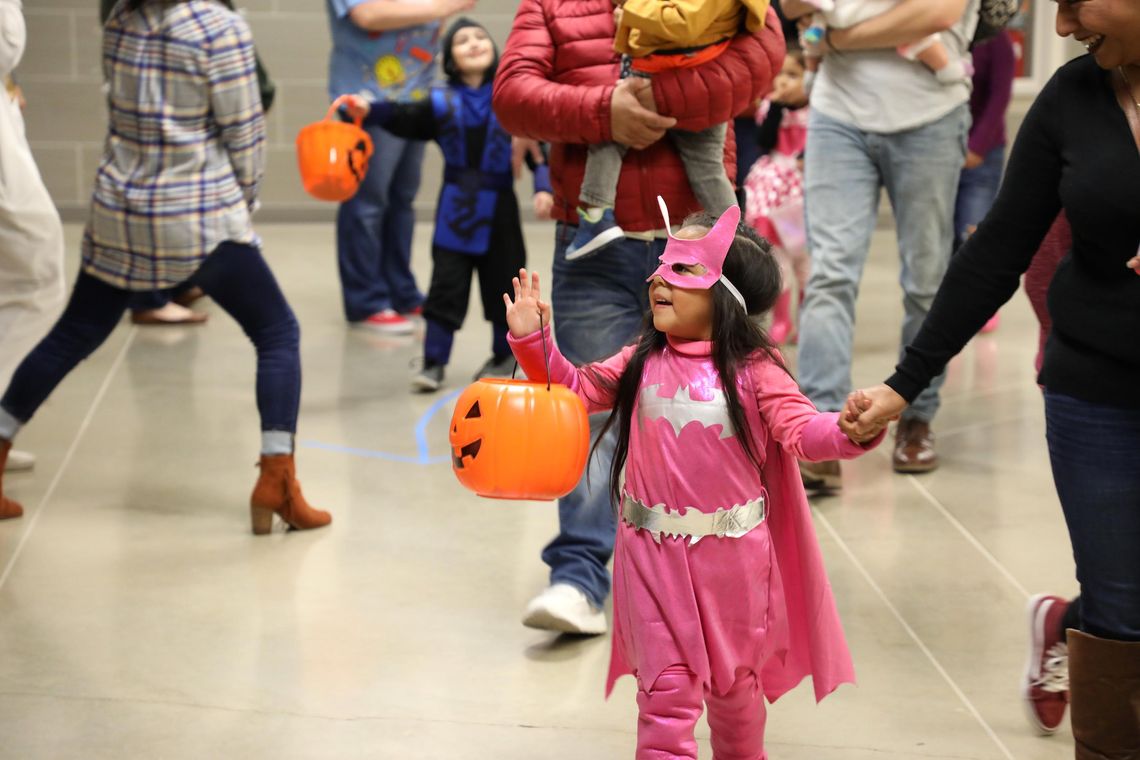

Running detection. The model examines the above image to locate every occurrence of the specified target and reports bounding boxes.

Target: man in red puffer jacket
[493,1,785,636]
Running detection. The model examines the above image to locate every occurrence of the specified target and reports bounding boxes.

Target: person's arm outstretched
[346,0,475,32]
[752,359,885,460]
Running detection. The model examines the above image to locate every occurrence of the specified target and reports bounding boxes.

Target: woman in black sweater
[849,2,1140,754]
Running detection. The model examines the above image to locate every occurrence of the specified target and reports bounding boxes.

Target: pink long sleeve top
[510,327,883,701]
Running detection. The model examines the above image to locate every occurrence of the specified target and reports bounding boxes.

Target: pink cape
[510,328,876,703]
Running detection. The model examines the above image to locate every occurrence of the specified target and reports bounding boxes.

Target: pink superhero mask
[647,197,747,311]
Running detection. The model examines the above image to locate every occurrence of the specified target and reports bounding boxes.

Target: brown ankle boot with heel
[0,440,26,520]
[249,453,331,535]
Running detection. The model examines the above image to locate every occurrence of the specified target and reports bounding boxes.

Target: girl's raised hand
[504,268,552,338]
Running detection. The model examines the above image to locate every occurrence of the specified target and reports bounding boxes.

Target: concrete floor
[0,221,1077,759]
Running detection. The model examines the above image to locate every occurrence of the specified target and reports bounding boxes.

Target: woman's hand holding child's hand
[839,390,884,445]
[504,268,552,338]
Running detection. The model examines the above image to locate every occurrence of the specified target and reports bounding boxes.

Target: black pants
[423,244,522,334]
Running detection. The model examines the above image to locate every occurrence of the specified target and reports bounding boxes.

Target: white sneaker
[4,449,34,472]
[522,582,607,635]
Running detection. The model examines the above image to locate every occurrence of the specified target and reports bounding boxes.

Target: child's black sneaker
[411,361,445,393]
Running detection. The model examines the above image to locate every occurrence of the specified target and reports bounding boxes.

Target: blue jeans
[799,106,968,421]
[544,222,663,607]
[1,242,301,434]
[336,126,425,321]
[953,145,1005,251]
[1045,392,1140,641]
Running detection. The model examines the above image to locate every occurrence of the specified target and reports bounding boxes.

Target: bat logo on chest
[638,384,734,440]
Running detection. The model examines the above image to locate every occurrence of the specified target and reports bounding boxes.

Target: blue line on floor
[415,388,463,461]
[299,388,462,465]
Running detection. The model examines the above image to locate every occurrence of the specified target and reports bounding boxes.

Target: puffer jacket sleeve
[652,7,785,132]
[493,0,616,144]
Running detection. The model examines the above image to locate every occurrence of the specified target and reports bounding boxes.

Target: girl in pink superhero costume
[504,200,886,759]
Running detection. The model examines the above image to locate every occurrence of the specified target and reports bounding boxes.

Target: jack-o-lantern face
[451,400,483,469]
[448,379,589,501]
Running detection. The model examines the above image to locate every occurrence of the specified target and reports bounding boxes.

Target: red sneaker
[402,305,424,319]
[359,309,413,335]
[1022,594,1070,734]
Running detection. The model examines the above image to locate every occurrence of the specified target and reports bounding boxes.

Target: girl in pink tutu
[505,200,883,759]
[743,45,810,345]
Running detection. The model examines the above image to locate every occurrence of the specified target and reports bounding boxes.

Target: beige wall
[18,0,523,221]
[20,1,1064,222]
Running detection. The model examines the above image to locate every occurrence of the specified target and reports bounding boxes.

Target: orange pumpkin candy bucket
[449,340,589,501]
[295,95,374,202]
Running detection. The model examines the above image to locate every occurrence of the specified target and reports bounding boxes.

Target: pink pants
[635,666,768,760]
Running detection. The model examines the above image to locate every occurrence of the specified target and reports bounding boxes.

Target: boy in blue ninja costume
[343,17,553,392]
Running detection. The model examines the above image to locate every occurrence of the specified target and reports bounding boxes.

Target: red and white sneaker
[1022,593,1070,735]
[359,309,413,335]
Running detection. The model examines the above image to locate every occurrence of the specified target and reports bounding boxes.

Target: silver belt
[620,493,766,545]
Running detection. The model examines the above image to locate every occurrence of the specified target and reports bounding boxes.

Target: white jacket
[0,0,66,388]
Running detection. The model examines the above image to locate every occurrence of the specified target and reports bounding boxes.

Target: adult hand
[963,150,983,170]
[511,137,543,179]
[839,390,885,444]
[433,0,476,19]
[503,268,552,338]
[1126,247,1140,275]
[611,77,676,150]
[533,191,554,220]
[850,384,907,440]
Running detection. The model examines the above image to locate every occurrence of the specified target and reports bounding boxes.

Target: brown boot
[892,418,939,473]
[249,453,331,535]
[0,440,26,520]
[1068,629,1140,759]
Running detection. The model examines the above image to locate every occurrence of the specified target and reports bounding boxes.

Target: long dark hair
[589,214,787,509]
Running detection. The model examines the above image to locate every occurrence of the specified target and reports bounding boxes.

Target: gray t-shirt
[810,0,981,133]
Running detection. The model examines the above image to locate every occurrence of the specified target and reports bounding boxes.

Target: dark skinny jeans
[1045,391,1140,642]
[0,242,301,434]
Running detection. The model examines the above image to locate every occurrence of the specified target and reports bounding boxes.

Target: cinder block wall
[19,0,522,221]
[20,2,1044,223]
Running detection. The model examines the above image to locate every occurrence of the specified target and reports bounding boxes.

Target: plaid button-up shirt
[83,0,265,290]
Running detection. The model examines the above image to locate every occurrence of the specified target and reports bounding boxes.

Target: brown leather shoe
[892,418,939,473]
[0,440,26,520]
[799,459,841,491]
[250,453,332,535]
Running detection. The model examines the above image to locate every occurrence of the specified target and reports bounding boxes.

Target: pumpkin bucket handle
[508,307,552,391]
[538,308,551,392]
[327,94,364,128]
